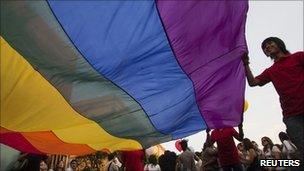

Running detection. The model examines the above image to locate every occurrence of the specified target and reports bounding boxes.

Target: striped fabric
[1,0,248,155]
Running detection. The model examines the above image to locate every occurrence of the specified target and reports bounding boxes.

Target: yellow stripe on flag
[0,37,142,151]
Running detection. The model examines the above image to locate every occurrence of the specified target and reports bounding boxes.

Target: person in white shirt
[279,131,297,159]
[144,155,161,171]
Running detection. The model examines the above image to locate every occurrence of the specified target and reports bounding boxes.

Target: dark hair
[261,37,290,55]
[195,152,201,157]
[158,151,177,171]
[70,159,77,164]
[261,136,274,152]
[278,131,290,142]
[70,159,78,169]
[148,155,158,166]
[237,142,243,149]
[274,144,283,151]
[243,138,254,151]
[108,153,116,160]
[70,159,77,167]
[180,140,188,151]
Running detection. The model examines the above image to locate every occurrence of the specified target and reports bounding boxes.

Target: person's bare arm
[233,124,244,142]
[242,54,263,87]
[206,129,215,146]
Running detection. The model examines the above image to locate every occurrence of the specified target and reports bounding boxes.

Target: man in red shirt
[243,37,303,164]
[207,125,244,171]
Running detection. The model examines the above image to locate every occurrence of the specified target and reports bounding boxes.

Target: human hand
[242,53,250,65]
[206,128,211,133]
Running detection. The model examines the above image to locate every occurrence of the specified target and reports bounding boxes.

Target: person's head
[274,144,283,151]
[237,142,244,151]
[78,161,86,170]
[261,37,290,59]
[108,153,116,161]
[158,151,177,170]
[195,152,201,158]
[39,160,48,171]
[180,140,188,151]
[251,141,260,151]
[251,141,258,147]
[148,155,158,166]
[278,131,290,142]
[164,150,171,156]
[70,159,77,170]
[56,160,64,170]
[99,159,107,169]
[261,136,274,152]
[85,159,91,168]
[242,138,254,151]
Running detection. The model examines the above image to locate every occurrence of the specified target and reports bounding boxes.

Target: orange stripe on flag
[22,131,96,155]
[1,127,96,155]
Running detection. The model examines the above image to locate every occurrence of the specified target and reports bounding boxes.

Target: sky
[162,0,304,153]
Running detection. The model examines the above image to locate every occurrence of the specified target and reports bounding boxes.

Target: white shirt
[144,164,161,171]
[282,140,296,159]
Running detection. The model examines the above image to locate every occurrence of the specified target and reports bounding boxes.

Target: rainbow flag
[1,0,248,155]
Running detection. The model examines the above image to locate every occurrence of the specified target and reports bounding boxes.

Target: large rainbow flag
[1,1,248,155]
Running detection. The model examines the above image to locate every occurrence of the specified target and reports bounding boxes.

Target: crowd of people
[7,37,304,171]
[10,129,301,171]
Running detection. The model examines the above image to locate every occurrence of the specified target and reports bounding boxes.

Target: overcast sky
[162,0,304,153]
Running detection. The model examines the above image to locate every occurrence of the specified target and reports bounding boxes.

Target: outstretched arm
[206,128,214,146]
[232,124,244,142]
[237,123,244,141]
[242,54,263,87]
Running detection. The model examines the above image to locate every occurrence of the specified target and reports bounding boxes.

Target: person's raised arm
[238,123,244,141]
[231,125,244,142]
[206,128,215,146]
[242,54,263,87]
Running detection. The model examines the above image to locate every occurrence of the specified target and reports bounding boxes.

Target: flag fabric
[0,0,248,155]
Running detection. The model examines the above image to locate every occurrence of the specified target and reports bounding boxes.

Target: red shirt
[210,127,240,166]
[121,150,144,171]
[256,52,304,117]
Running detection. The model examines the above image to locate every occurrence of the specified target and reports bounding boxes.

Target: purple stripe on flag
[157,1,248,128]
